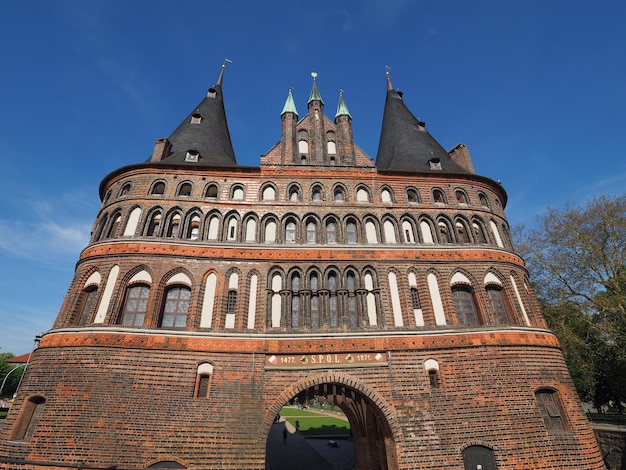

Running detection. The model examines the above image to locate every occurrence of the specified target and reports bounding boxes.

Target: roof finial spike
[216,58,233,86]
[311,71,318,81]
[385,65,394,92]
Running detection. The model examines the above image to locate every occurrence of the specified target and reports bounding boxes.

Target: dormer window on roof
[185,150,200,162]
[429,158,442,171]
[207,88,217,99]
[190,114,202,124]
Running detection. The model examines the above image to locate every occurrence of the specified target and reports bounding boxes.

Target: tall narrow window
[77,286,99,326]
[312,186,322,201]
[326,220,337,243]
[167,214,181,238]
[456,221,470,244]
[11,396,45,441]
[195,364,213,399]
[226,217,238,241]
[120,285,150,327]
[306,221,317,244]
[452,286,479,326]
[346,220,357,244]
[486,286,511,324]
[161,286,190,328]
[438,221,453,243]
[146,213,162,237]
[346,271,356,327]
[328,272,338,327]
[187,216,201,240]
[310,272,319,328]
[535,389,567,432]
[286,221,296,243]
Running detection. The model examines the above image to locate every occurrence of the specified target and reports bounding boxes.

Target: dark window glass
[161,286,190,328]
[121,285,150,327]
[452,287,478,326]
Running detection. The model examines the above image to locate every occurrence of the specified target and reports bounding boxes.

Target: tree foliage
[0,353,25,398]
[514,195,626,411]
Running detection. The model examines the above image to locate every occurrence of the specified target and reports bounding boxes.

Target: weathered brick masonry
[0,69,605,469]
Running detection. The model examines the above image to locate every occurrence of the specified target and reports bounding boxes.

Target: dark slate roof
[156,73,237,166]
[375,84,467,174]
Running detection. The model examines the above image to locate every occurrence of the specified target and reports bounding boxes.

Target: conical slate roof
[158,67,237,166]
[375,75,467,174]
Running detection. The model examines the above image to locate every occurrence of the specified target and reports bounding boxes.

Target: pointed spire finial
[385,65,394,92]
[216,58,233,86]
[281,86,298,116]
[308,72,324,104]
[335,89,352,119]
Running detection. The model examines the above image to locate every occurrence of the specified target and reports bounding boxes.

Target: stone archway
[264,372,399,470]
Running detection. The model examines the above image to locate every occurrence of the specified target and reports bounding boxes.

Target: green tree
[0,353,25,398]
[514,195,626,410]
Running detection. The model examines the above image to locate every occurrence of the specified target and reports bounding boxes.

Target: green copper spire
[308,72,324,104]
[335,90,352,119]
[281,87,298,116]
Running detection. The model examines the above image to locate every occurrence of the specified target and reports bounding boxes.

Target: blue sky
[1,0,625,355]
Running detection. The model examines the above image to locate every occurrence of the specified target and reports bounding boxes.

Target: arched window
[291,272,300,327]
[456,221,470,244]
[146,212,162,237]
[356,187,370,202]
[288,185,301,202]
[328,271,338,327]
[438,221,453,243]
[455,189,469,205]
[420,219,435,244]
[402,220,416,243]
[150,181,166,195]
[106,213,121,239]
[479,192,490,208]
[177,182,192,197]
[486,285,511,324]
[535,389,568,433]
[160,286,190,328]
[205,183,219,199]
[224,273,238,329]
[306,220,317,244]
[346,219,358,244]
[77,286,99,326]
[381,188,393,203]
[285,220,296,243]
[195,363,213,399]
[11,395,45,441]
[206,215,220,240]
[383,220,397,244]
[120,284,150,327]
[310,272,319,328]
[245,218,257,242]
[462,445,497,470]
[472,221,488,244]
[264,219,277,243]
[231,185,244,200]
[452,285,479,326]
[432,188,446,204]
[333,186,346,202]
[327,141,336,155]
[186,215,201,240]
[326,219,337,243]
[346,271,357,327]
[261,185,276,200]
[407,188,420,203]
[311,185,323,201]
[365,220,378,244]
[226,216,238,241]
[119,182,131,197]
[298,140,309,154]
[167,214,182,238]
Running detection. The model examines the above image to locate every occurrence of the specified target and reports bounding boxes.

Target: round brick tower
[0,67,605,469]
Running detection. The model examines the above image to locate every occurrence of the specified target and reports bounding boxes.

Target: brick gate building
[0,67,605,469]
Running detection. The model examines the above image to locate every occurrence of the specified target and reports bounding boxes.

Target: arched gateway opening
[264,375,398,470]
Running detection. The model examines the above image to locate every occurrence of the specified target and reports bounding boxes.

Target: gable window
[161,286,190,328]
[120,284,150,327]
[452,285,479,326]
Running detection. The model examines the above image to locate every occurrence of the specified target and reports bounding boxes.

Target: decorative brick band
[80,242,524,265]
[39,328,560,354]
